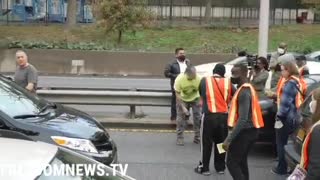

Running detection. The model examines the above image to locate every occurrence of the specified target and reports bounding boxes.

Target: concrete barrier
[0,49,235,76]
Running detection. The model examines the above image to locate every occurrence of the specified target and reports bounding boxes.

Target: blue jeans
[275,125,290,173]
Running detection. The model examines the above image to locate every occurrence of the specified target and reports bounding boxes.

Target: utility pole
[258,0,270,57]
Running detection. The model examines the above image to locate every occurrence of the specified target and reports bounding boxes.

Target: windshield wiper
[38,102,57,115]
[13,112,50,119]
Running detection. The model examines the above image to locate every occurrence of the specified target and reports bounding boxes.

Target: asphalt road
[38,76,170,90]
[109,130,288,180]
[37,76,172,118]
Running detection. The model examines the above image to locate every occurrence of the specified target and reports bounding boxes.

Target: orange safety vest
[276,76,305,109]
[299,65,308,77]
[227,83,264,128]
[205,77,232,113]
[300,120,320,170]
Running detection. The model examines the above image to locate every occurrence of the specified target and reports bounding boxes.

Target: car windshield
[37,148,127,180]
[0,75,45,118]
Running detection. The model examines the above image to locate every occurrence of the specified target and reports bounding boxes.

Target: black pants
[275,125,290,173]
[171,90,176,119]
[227,128,258,180]
[200,113,228,172]
[306,125,320,180]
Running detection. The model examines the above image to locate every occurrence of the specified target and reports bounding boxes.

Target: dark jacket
[164,59,191,89]
[277,80,299,132]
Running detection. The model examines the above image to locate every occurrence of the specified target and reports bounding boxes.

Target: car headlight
[51,136,98,153]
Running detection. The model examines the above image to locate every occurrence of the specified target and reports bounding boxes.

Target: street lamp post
[258,0,270,58]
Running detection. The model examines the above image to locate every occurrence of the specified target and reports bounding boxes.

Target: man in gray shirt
[223,64,264,180]
[14,50,38,93]
[269,42,295,88]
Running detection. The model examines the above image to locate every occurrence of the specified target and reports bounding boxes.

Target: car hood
[195,62,233,77]
[26,106,107,140]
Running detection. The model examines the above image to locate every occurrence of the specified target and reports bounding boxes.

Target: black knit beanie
[212,63,226,77]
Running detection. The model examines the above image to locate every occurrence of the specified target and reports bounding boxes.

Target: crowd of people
[164,45,319,179]
[10,47,320,179]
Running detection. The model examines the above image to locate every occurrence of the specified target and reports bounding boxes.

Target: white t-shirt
[177,60,187,74]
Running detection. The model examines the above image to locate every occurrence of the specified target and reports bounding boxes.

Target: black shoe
[193,138,200,144]
[194,166,211,176]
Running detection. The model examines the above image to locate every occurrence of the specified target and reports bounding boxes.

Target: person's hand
[181,106,190,116]
[265,90,276,98]
[222,141,230,151]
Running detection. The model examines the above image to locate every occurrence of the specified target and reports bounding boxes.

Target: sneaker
[176,138,184,146]
[193,137,200,144]
[270,167,288,175]
[194,166,211,176]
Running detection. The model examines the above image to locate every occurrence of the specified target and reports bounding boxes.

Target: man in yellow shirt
[174,66,201,146]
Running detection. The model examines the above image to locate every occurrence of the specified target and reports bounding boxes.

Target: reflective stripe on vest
[300,120,320,170]
[276,76,305,109]
[227,83,264,128]
[299,67,304,76]
[205,77,232,113]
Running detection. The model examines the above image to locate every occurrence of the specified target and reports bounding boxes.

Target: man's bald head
[185,66,197,80]
[16,50,28,67]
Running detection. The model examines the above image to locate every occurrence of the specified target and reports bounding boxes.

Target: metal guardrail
[37,89,172,119]
[39,87,171,93]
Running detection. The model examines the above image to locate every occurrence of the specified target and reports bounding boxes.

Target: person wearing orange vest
[296,55,309,77]
[272,61,303,176]
[297,88,320,180]
[222,64,264,180]
[194,64,236,176]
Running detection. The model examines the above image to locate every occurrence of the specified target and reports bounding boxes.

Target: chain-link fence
[0,0,93,24]
[0,0,318,26]
[146,0,317,27]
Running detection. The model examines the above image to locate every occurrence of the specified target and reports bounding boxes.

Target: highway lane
[37,76,171,90]
[109,130,286,180]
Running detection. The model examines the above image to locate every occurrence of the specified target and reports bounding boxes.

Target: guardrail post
[129,105,136,119]
[128,88,137,119]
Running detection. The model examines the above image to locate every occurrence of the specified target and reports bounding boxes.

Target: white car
[0,130,135,180]
[196,53,320,78]
[195,56,245,78]
[306,51,320,61]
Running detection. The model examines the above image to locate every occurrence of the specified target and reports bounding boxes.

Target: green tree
[99,0,153,44]
[65,0,77,29]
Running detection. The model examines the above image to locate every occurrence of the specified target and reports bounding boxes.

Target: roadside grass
[0,24,319,53]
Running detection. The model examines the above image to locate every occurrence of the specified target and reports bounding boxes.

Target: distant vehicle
[285,79,320,170]
[306,51,320,61]
[0,74,117,165]
[195,52,320,78]
[0,131,135,180]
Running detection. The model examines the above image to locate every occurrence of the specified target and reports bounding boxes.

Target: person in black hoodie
[164,48,191,121]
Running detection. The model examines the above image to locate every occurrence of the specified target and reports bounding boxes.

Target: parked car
[0,130,135,180]
[285,79,320,170]
[306,51,320,61]
[0,74,117,165]
[195,52,320,78]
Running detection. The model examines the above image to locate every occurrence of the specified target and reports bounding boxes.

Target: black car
[285,76,320,170]
[0,74,117,165]
[256,74,320,146]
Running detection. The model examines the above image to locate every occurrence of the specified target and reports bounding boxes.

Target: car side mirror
[6,76,13,81]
